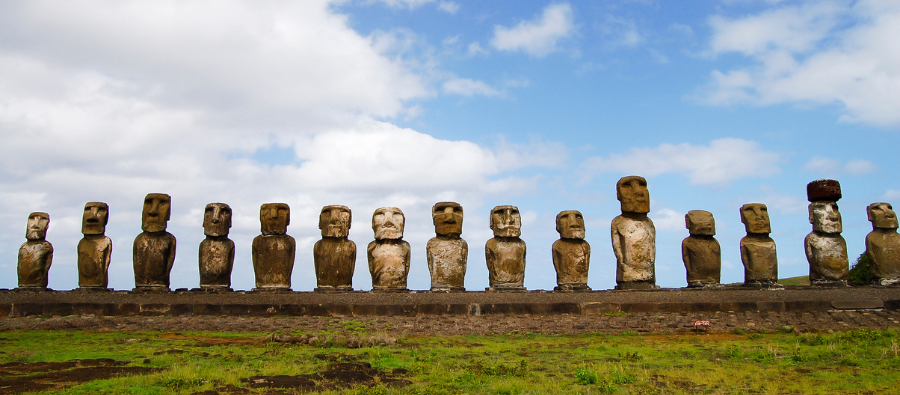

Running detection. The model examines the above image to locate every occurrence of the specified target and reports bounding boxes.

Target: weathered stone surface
[682,210,720,287]
[252,203,295,290]
[806,200,849,285]
[18,212,53,289]
[368,207,410,291]
[807,179,842,202]
[133,194,176,291]
[314,205,356,291]
[199,203,234,289]
[612,176,655,289]
[78,202,112,289]
[553,210,590,291]
[427,202,467,292]
[866,202,900,285]
[739,203,779,286]
[486,206,526,291]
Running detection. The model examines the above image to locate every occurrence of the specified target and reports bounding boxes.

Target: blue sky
[1,0,898,291]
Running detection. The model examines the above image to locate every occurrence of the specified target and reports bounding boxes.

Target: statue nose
[211,207,221,223]
[148,201,159,216]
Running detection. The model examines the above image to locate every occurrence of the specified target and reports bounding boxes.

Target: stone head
[685,210,715,236]
[372,207,404,240]
[809,201,842,234]
[867,202,898,230]
[260,203,290,235]
[82,202,109,235]
[740,203,771,234]
[432,202,463,237]
[490,205,521,238]
[616,176,650,214]
[141,193,171,232]
[203,203,232,237]
[556,210,585,239]
[26,212,50,241]
[320,205,351,238]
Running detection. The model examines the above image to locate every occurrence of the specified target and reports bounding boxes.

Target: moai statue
[611,176,656,290]
[682,210,721,288]
[427,202,467,292]
[865,202,900,285]
[739,203,781,288]
[805,180,849,286]
[552,210,591,292]
[252,203,295,291]
[78,202,112,290]
[133,194,176,292]
[17,212,53,290]
[314,205,356,292]
[368,207,410,292]
[199,203,235,291]
[485,205,526,292]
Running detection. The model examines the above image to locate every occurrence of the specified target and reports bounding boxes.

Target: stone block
[42,303,74,316]
[784,300,831,312]
[139,304,170,315]
[831,299,884,310]
[580,302,619,315]
[0,303,11,317]
[170,304,193,316]
[756,301,785,312]
[192,304,223,315]
[11,303,42,317]
[116,303,141,315]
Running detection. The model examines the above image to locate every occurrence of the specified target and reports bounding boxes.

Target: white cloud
[490,3,574,57]
[580,138,781,185]
[0,0,559,291]
[700,0,900,128]
[442,78,501,97]
[437,1,459,14]
[466,42,489,57]
[803,156,878,175]
[650,208,684,232]
[882,190,900,201]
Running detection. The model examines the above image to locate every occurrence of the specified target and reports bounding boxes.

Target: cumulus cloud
[881,190,900,201]
[442,78,501,97]
[650,208,684,232]
[580,138,781,185]
[0,0,558,291]
[372,0,458,13]
[490,3,574,57]
[698,0,900,128]
[803,156,878,175]
[466,42,489,57]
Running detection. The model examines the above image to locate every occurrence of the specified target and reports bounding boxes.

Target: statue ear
[808,205,815,225]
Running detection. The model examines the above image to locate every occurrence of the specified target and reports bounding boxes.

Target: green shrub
[575,367,598,385]
[849,252,872,285]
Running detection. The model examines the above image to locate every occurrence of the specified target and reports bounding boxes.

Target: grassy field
[1,323,899,394]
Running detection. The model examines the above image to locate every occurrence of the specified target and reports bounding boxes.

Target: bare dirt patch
[230,361,411,394]
[0,358,161,394]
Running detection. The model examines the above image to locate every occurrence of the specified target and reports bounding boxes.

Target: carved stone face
[868,202,898,230]
[373,207,404,240]
[203,203,232,237]
[741,203,771,234]
[260,203,290,235]
[26,212,50,241]
[433,202,463,237]
[556,210,585,239]
[320,205,351,238]
[490,205,521,238]
[617,176,650,214]
[685,210,715,236]
[82,202,109,235]
[809,201,842,234]
[141,193,171,232]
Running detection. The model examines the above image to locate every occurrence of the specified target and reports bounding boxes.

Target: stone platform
[2,286,899,318]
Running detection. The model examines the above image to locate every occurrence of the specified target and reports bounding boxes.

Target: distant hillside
[778,276,810,286]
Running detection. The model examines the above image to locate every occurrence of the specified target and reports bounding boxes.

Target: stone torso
[427,237,468,289]
[133,231,176,287]
[682,237,721,284]
[611,216,655,283]
[866,231,900,280]
[78,236,112,288]
[368,240,411,288]
[740,235,778,282]
[199,237,235,288]
[252,234,296,288]
[18,241,53,288]
[485,238,526,286]
[552,239,590,286]
[314,238,357,288]
[805,232,849,281]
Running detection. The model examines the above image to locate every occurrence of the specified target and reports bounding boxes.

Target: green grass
[1,326,899,394]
